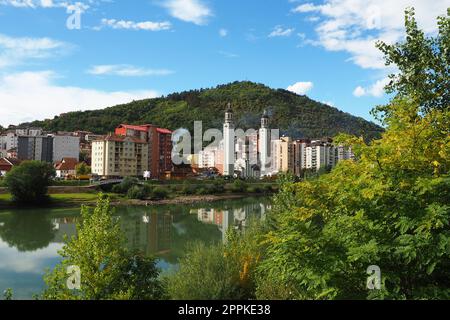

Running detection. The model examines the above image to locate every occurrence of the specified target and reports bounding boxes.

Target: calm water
[0,197,271,299]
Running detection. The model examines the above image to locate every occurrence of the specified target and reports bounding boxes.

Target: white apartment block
[198,147,217,168]
[91,135,149,177]
[52,135,80,163]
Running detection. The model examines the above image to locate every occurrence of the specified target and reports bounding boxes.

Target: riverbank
[0,192,271,210]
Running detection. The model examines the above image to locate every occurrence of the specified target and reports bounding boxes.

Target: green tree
[42,195,163,300]
[75,162,91,176]
[256,9,450,300]
[376,7,449,114]
[4,161,55,204]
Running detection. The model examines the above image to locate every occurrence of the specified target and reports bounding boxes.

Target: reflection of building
[194,202,270,242]
[147,212,172,255]
[52,218,77,243]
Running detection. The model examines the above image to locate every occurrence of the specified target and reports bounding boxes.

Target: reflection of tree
[163,214,222,264]
[0,212,56,252]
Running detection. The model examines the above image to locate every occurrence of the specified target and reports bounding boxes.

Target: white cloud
[87,64,174,77]
[219,28,228,37]
[0,240,62,274]
[0,0,90,11]
[100,18,172,31]
[292,0,450,69]
[0,33,69,69]
[287,81,314,95]
[162,0,212,25]
[218,50,239,58]
[353,77,390,97]
[269,25,295,37]
[0,71,160,126]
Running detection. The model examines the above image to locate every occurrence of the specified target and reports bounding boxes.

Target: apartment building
[17,136,54,162]
[91,135,149,177]
[115,124,173,179]
[52,135,80,162]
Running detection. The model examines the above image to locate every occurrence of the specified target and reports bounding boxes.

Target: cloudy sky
[0,0,448,126]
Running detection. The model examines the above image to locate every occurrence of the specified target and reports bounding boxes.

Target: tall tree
[376,8,450,115]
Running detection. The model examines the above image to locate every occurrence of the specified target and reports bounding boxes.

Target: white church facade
[221,104,275,179]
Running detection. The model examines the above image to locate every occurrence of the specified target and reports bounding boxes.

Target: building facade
[52,135,80,163]
[115,124,173,179]
[91,135,149,177]
[17,136,54,162]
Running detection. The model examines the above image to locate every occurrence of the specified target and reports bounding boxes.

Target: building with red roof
[114,124,173,179]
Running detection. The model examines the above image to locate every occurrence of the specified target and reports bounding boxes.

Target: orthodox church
[222,103,273,178]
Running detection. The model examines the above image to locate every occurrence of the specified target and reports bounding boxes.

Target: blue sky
[0,0,448,126]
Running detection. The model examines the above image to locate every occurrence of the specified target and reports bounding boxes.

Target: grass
[0,192,125,209]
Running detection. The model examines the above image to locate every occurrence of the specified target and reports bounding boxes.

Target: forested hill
[21,81,383,140]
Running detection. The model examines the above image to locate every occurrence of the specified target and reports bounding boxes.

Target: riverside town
[0,0,449,315]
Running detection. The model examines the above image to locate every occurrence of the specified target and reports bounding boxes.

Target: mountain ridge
[18,81,383,140]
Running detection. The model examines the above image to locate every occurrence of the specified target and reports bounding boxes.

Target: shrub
[127,185,147,200]
[149,187,168,200]
[4,161,55,204]
[231,180,247,193]
[166,242,242,300]
[112,177,139,194]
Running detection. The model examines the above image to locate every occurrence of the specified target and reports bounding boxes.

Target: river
[0,196,271,299]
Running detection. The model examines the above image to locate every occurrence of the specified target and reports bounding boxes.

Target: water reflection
[0,197,271,299]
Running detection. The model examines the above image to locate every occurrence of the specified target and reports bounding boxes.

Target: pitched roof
[157,128,172,135]
[0,157,21,167]
[117,124,149,132]
[54,158,79,171]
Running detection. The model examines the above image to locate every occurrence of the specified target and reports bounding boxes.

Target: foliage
[231,180,247,193]
[41,195,163,300]
[112,177,140,194]
[149,187,169,200]
[166,221,264,300]
[21,81,383,141]
[4,161,55,204]
[127,185,147,200]
[75,163,91,176]
[3,289,13,300]
[376,8,449,115]
[256,9,450,300]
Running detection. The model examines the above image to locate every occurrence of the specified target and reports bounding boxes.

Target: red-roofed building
[114,124,173,179]
[54,157,79,178]
[0,157,20,176]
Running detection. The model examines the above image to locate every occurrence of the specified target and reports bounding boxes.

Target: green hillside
[21,81,383,140]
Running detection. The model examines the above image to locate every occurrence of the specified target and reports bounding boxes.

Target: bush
[166,242,243,300]
[127,185,147,200]
[167,221,264,300]
[231,180,247,193]
[181,181,196,195]
[112,177,139,194]
[4,161,55,204]
[149,187,168,200]
[246,186,262,194]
